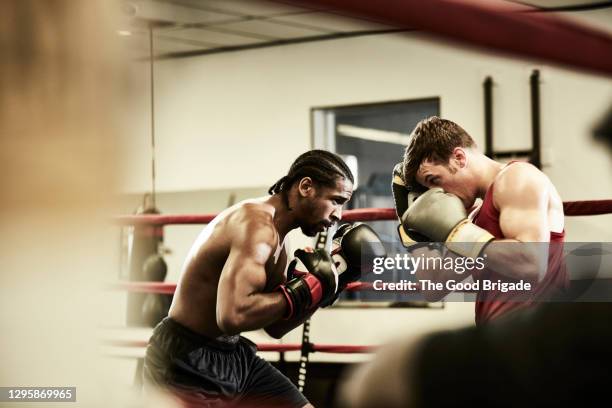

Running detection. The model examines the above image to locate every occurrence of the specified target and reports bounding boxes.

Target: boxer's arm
[263,249,323,338]
[263,247,311,338]
[484,163,551,281]
[264,309,316,339]
[216,220,286,335]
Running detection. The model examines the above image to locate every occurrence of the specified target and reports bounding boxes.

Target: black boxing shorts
[143,317,309,408]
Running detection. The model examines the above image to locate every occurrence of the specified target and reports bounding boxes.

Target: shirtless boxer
[393,116,567,324]
[143,150,384,407]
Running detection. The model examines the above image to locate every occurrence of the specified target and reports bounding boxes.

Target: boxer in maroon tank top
[340,112,612,408]
[394,116,567,325]
[471,162,567,324]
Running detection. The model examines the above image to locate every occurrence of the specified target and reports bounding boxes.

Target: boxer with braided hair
[144,149,384,408]
[269,149,354,212]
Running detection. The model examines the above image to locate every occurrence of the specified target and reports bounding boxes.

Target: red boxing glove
[277,248,339,319]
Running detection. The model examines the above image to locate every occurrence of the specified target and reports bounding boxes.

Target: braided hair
[268,150,354,200]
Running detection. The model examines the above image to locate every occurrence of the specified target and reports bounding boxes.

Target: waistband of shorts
[157,317,244,351]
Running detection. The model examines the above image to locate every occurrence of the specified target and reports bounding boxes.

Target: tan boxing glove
[401,187,494,258]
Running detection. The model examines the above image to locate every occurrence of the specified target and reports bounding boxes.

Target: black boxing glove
[331,223,386,289]
[391,162,429,248]
[277,249,339,319]
[392,162,410,220]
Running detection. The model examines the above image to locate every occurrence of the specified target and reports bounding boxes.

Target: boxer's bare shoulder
[493,162,550,208]
[222,201,280,262]
[493,161,564,239]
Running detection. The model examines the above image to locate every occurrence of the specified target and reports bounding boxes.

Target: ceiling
[118,0,612,60]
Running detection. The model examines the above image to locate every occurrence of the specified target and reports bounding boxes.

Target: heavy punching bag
[126,194,163,326]
[141,254,172,327]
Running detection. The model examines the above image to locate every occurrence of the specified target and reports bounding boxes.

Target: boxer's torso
[168,199,287,338]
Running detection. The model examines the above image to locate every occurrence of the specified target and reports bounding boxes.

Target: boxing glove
[401,187,494,258]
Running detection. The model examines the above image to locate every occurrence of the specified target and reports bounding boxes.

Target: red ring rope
[104,339,375,354]
[115,200,612,226]
[116,213,216,225]
[112,281,177,295]
[563,200,612,216]
[108,281,377,295]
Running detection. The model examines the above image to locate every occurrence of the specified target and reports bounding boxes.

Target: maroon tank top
[472,166,567,325]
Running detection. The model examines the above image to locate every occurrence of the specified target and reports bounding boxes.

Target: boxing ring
[109,0,612,403]
[109,199,612,363]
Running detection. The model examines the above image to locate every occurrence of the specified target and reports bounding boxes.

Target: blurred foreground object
[0,1,133,406]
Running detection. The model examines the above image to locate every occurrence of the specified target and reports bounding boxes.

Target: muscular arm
[264,309,316,339]
[263,253,318,339]
[483,163,552,281]
[216,216,287,335]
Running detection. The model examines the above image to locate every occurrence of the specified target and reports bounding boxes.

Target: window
[312,98,440,304]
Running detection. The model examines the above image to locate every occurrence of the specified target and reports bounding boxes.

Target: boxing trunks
[143,317,309,407]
